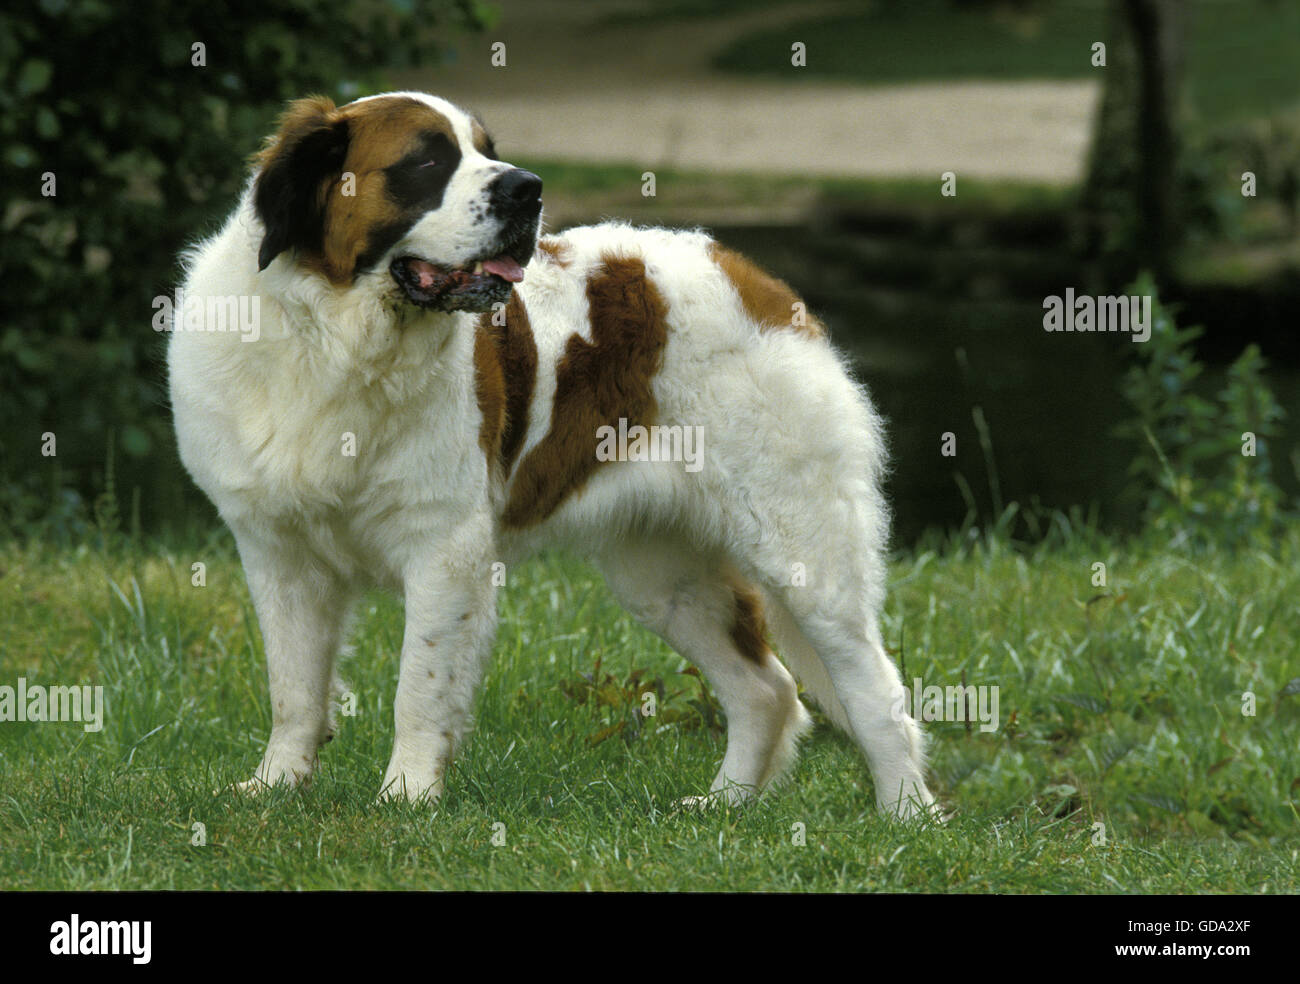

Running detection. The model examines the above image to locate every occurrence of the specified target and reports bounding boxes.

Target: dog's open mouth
[390,245,532,313]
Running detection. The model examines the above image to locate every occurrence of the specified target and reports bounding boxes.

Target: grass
[519,153,1294,296]
[597,0,797,26]
[714,0,1300,128]
[522,159,1074,208]
[516,157,1074,228]
[0,515,1297,892]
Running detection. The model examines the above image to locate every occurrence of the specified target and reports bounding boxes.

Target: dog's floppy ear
[253,96,350,272]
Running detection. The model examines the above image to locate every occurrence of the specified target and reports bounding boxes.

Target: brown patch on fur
[254,95,459,284]
[502,255,668,528]
[252,95,338,171]
[473,329,506,460]
[470,117,496,159]
[708,241,823,337]
[323,97,457,282]
[728,582,769,665]
[251,96,345,277]
[475,292,538,475]
[535,236,573,267]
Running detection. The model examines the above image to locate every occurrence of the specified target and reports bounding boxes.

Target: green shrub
[1,0,488,540]
[1117,273,1288,543]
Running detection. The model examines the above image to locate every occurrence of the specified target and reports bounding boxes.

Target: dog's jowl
[168,91,936,818]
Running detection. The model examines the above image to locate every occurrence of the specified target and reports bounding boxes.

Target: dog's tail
[761,591,853,735]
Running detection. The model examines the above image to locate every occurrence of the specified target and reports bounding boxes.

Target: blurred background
[4,0,1298,546]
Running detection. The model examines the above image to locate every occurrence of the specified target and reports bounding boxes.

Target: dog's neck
[249,262,470,409]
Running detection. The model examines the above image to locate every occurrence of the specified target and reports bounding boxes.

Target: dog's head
[252,92,542,313]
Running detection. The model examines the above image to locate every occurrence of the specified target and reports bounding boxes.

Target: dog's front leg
[234,529,351,793]
[380,528,498,804]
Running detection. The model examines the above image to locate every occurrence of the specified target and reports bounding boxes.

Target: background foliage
[0,0,490,540]
[1118,274,1289,544]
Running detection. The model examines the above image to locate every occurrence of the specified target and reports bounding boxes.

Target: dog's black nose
[490,169,543,213]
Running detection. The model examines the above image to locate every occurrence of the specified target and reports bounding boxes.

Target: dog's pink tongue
[482,256,525,283]
[410,259,440,289]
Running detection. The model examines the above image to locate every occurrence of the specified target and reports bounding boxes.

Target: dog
[168,91,936,818]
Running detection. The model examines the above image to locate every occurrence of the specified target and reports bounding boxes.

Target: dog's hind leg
[738,500,936,820]
[782,593,933,819]
[703,337,936,819]
[596,539,811,806]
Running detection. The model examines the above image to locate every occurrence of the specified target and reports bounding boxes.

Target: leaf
[4,143,37,169]
[121,424,152,457]
[35,106,60,140]
[18,59,52,97]
[587,721,626,747]
[1133,792,1183,814]
[1101,739,1135,772]
[1184,811,1223,837]
[1054,693,1108,715]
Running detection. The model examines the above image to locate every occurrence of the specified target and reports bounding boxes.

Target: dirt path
[398,0,1098,183]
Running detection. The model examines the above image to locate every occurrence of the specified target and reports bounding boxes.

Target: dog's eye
[420,160,442,169]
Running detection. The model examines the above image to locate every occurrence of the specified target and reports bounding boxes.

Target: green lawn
[518,157,1074,229]
[0,518,1296,891]
[714,0,1300,128]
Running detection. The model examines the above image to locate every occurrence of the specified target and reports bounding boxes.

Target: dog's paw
[880,794,947,824]
[225,757,316,797]
[226,772,310,797]
[674,794,715,812]
[673,785,753,812]
[376,773,443,806]
[231,776,269,796]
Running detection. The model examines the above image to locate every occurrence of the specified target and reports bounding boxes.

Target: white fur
[169,94,935,818]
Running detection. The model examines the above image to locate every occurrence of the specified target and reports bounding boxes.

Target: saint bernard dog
[168,91,936,818]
